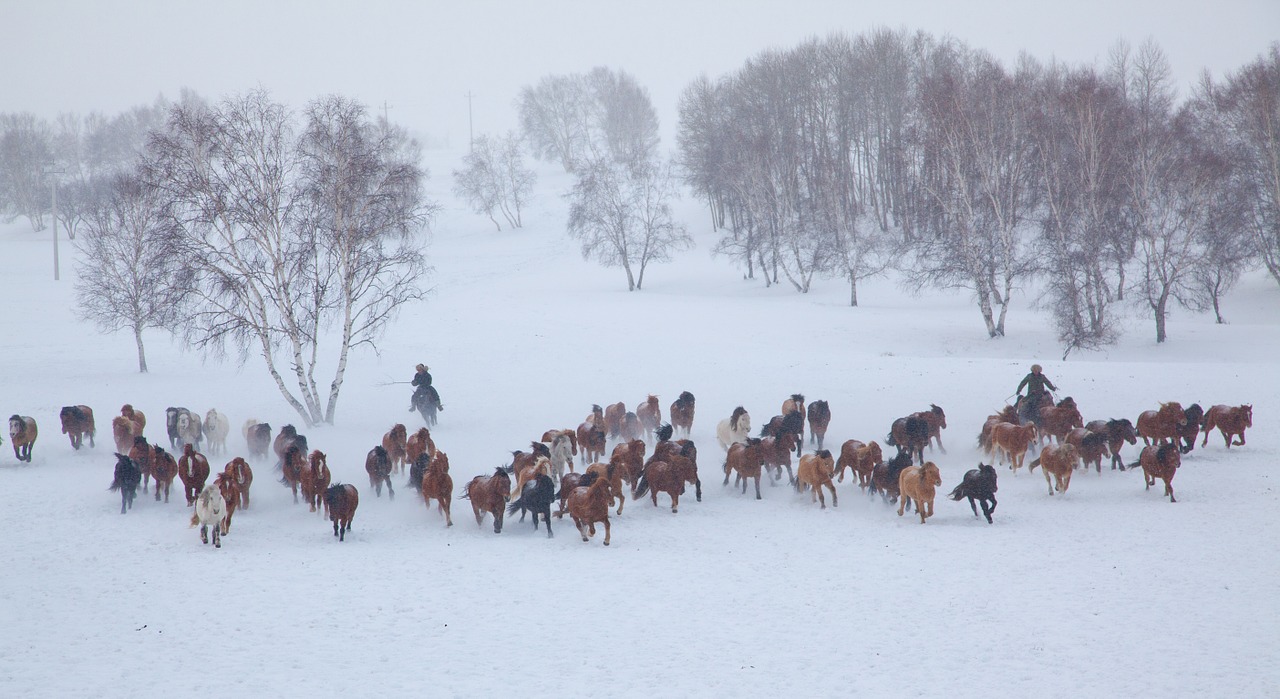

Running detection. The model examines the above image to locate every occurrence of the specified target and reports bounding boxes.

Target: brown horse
[576,420,606,466]
[978,406,1020,453]
[796,450,837,508]
[724,438,767,499]
[604,402,626,439]
[281,444,306,504]
[510,445,552,500]
[464,467,511,533]
[366,445,395,499]
[151,444,178,503]
[635,454,700,514]
[1201,404,1252,449]
[835,439,881,491]
[420,450,453,527]
[1065,428,1110,473]
[913,404,947,454]
[406,427,436,468]
[870,451,914,505]
[1136,402,1187,446]
[1137,443,1182,502]
[888,415,930,465]
[128,436,154,493]
[540,428,578,456]
[273,425,304,468]
[610,440,646,496]
[112,416,137,454]
[588,459,631,515]
[1085,419,1138,471]
[561,471,613,545]
[670,391,696,438]
[1029,443,1078,496]
[302,450,331,514]
[988,422,1038,474]
[120,404,146,433]
[621,412,643,442]
[214,471,240,534]
[1038,397,1083,445]
[806,400,831,450]
[178,444,210,506]
[636,395,661,440]
[244,420,272,460]
[897,461,942,524]
[324,484,359,541]
[59,406,95,450]
[782,393,806,442]
[224,457,253,509]
[1177,403,1205,453]
[8,415,37,463]
[760,431,798,485]
[382,424,409,474]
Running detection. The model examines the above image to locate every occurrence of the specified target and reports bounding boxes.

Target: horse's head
[978,462,997,487]
[433,451,450,474]
[282,424,297,438]
[182,443,196,457]
[309,450,327,470]
[930,404,946,427]
[923,462,942,487]
[1242,405,1253,427]
[656,423,674,442]
[1156,442,1181,470]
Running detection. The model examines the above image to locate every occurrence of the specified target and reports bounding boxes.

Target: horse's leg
[543,507,554,538]
[967,495,979,518]
[753,475,762,500]
[670,490,679,514]
[213,524,221,548]
[1166,480,1176,503]
[616,489,625,516]
[444,498,452,526]
[574,516,588,542]
[602,516,611,546]
[200,524,208,544]
[828,482,837,508]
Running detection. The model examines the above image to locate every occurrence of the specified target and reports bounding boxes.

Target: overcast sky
[5,0,1277,149]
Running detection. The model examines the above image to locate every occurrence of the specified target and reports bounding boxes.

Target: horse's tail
[1027,456,1041,473]
[189,511,200,528]
[506,492,524,515]
[948,483,966,501]
[634,473,651,500]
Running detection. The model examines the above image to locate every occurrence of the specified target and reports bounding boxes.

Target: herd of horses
[7,391,1258,547]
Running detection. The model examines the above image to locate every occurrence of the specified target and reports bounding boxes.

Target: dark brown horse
[151,444,178,503]
[273,425,304,468]
[109,452,141,514]
[59,405,96,450]
[406,427,436,468]
[604,402,626,440]
[178,444,210,506]
[1135,443,1181,503]
[869,451,913,504]
[214,471,240,534]
[1065,428,1110,473]
[1201,404,1252,449]
[724,438,766,499]
[301,450,331,514]
[949,463,998,523]
[609,440,646,496]
[324,484,359,541]
[670,391,696,438]
[1177,403,1205,453]
[419,450,453,527]
[913,404,946,454]
[281,444,306,504]
[636,395,661,440]
[464,467,511,533]
[887,415,930,465]
[128,436,154,493]
[1038,397,1083,446]
[224,457,253,509]
[834,439,881,491]
[806,400,831,450]
[7,415,37,463]
[621,412,643,442]
[760,411,804,458]
[382,423,409,474]
[1136,402,1187,446]
[636,441,701,513]
[760,431,798,485]
[1085,419,1138,471]
[366,445,395,499]
[244,421,272,460]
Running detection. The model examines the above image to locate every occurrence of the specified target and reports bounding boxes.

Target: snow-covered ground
[1,150,1277,697]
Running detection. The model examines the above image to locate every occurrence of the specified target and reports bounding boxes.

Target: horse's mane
[531,441,551,458]
[730,407,746,431]
[1156,442,1179,462]
[578,470,601,489]
[656,423,674,442]
[491,466,509,479]
[678,391,695,404]
[782,410,804,433]
[814,449,832,460]
[372,444,388,458]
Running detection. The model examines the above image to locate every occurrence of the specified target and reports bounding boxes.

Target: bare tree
[519,68,661,173]
[0,113,53,230]
[452,131,535,231]
[73,171,190,372]
[566,157,690,290]
[585,67,660,170]
[518,74,590,171]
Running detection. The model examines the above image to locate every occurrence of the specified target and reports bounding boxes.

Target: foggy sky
[5,0,1277,149]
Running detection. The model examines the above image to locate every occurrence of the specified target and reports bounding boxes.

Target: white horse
[548,433,575,483]
[203,409,230,457]
[176,411,203,450]
[190,483,228,548]
[716,407,752,451]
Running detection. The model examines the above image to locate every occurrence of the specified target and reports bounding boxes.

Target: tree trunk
[977,287,998,338]
[848,274,858,307]
[134,327,148,374]
[624,263,636,291]
[1154,292,1169,343]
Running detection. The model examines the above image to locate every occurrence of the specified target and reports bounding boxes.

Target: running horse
[636,395,661,440]
[150,444,179,503]
[324,484,359,541]
[670,391,696,439]
[302,450,331,514]
[1085,419,1138,471]
[1201,404,1252,449]
[419,450,453,527]
[59,406,96,450]
[366,445,395,499]
[1135,443,1182,503]
[8,415,37,463]
[463,467,511,533]
[806,401,831,450]
[382,424,409,474]
[795,450,837,508]
[178,444,210,506]
[1136,402,1187,446]
[560,470,613,545]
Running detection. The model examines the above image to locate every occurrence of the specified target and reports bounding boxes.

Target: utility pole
[47,169,64,281]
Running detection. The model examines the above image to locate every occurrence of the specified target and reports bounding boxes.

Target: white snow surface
[1,151,1278,698]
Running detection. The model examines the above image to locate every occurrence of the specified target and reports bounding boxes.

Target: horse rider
[1016,363,1057,423]
[409,363,443,413]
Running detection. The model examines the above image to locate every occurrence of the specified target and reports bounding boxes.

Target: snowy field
[1,150,1278,698]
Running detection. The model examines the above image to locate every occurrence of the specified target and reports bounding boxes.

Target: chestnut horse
[178,444,210,506]
[464,467,511,533]
[795,450,837,508]
[609,440,646,501]
[281,444,306,504]
[988,422,1038,474]
[112,416,137,454]
[214,471,240,534]
[243,420,271,461]
[59,405,96,450]
[562,470,613,545]
[716,407,751,451]
[1085,419,1138,471]
[835,439,881,491]
[587,460,631,515]
[224,457,253,509]
[760,411,804,458]
[978,406,1020,453]
[1136,443,1182,502]
[419,450,453,527]
[913,404,947,454]
[273,425,304,468]
[670,391,696,438]
[109,452,141,514]
[636,395,661,440]
[382,423,409,474]
[1065,428,1110,473]
[128,436,154,493]
[621,412,644,442]
[576,420,606,466]
[120,404,146,433]
[1037,397,1083,446]
[806,400,831,450]
[151,444,178,503]
[604,402,626,440]
[324,484,359,541]
[8,415,37,463]
[366,445,395,499]
[724,438,766,500]
[948,463,998,523]
[1201,404,1252,449]
[898,461,942,524]
[636,445,701,513]
[1029,443,1078,496]
[1136,402,1187,446]
[760,431,798,485]
[406,427,436,468]
[301,450,331,514]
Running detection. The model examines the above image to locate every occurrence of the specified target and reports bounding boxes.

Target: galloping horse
[988,422,1038,474]
[547,433,575,483]
[724,438,766,500]
[406,427,436,468]
[382,424,409,474]
[1029,443,1078,496]
[1065,428,1110,473]
[870,451,914,505]
[272,425,305,469]
[214,471,240,534]
[636,395,661,440]
[807,401,831,450]
[604,402,626,440]
[670,391,696,438]
[716,407,752,451]
[178,444,210,506]
[586,460,631,515]
[948,463,998,523]
[610,440,646,496]
[8,415,37,462]
[150,444,178,503]
[1136,443,1182,503]
[782,394,806,450]
[174,408,203,450]
[795,450,837,508]
[561,470,613,545]
[1178,403,1205,454]
[109,453,141,514]
[419,450,453,527]
[1085,418,1138,471]
[366,445,395,499]
[112,416,137,454]
[243,420,272,460]
[1201,404,1252,449]
[576,420,606,466]
[887,415,929,465]
[760,411,804,458]
[507,473,555,537]
[913,404,947,454]
[120,404,146,433]
[281,445,306,504]
[1037,397,1083,446]
[128,436,154,493]
[223,457,253,509]
[59,406,95,450]
[621,412,644,442]
[302,450,331,514]
[898,461,943,524]
[463,468,511,533]
[1136,402,1187,446]
[324,484,359,541]
[190,483,227,548]
[760,431,798,485]
[635,454,700,514]
[978,406,1020,453]
[834,439,881,491]
[203,409,230,457]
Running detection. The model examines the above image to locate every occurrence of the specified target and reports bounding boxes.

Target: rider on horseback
[409,363,443,413]
[1016,364,1056,424]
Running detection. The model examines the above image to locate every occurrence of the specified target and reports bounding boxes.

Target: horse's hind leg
[542,508,554,538]
[387,478,395,501]
[602,518,611,546]
[753,476,762,500]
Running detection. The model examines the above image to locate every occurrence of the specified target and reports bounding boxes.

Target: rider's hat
[416,363,426,372]
[1031,364,1042,373]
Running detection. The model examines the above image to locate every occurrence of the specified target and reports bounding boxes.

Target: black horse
[406,451,429,492]
[869,451,914,504]
[506,473,555,538]
[760,411,805,457]
[1179,403,1204,454]
[886,415,930,465]
[949,463,998,524]
[109,453,142,515]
